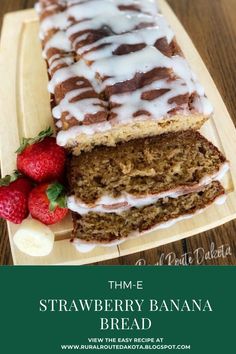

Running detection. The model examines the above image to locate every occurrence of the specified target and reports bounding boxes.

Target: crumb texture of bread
[68,130,226,205]
[72,181,225,242]
[36,1,227,246]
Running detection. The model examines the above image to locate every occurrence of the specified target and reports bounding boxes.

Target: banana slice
[13,219,55,257]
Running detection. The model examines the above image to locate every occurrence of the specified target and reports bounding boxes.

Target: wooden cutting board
[0,0,236,265]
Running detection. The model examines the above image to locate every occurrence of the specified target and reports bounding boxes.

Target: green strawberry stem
[46,182,67,212]
[0,171,21,187]
[16,127,54,154]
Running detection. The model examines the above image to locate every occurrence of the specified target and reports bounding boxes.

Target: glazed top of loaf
[36,0,213,145]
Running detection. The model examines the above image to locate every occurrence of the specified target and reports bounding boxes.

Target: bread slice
[37,0,212,154]
[72,181,225,243]
[67,130,228,214]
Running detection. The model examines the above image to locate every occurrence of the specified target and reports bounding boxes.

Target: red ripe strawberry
[0,173,33,224]
[12,177,33,196]
[16,127,66,183]
[29,182,68,225]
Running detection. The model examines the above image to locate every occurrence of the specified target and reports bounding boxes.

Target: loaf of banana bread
[36,1,228,247]
[37,0,212,154]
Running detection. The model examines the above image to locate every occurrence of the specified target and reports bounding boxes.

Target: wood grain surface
[0,0,236,266]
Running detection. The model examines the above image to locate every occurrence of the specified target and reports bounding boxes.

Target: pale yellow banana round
[13,219,55,257]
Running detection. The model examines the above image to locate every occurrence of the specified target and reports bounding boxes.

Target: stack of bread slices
[37,0,229,248]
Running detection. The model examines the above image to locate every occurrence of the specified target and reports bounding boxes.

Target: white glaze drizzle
[43,30,72,58]
[80,23,174,61]
[39,11,71,40]
[67,0,159,22]
[35,2,43,14]
[67,13,157,40]
[48,54,74,75]
[73,238,124,253]
[72,192,227,253]
[56,120,112,145]
[52,88,107,120]
[37,0,213,145]
[110,79,189,123]
[48,60,98,93]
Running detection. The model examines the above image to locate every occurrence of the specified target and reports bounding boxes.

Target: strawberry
[0,173,33,224]
[29,182,68,225]
[12,176,33,196]
[16,127,66,183]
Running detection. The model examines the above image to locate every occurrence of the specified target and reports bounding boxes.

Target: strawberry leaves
[16,127,54,154]
[46,182,67,211]
[0,171,21,187]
